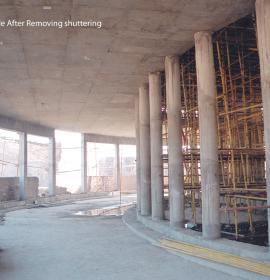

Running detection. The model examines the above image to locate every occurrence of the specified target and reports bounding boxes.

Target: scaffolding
[162,14,268,245]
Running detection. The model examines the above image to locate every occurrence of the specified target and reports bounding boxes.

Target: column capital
[149,71,161,76]
[139,83,148,91]
[165,56,179,69]
[165,55,179,61]
[194,31,213,41]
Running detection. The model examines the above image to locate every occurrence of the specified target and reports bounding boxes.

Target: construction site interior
[0,12,268,249]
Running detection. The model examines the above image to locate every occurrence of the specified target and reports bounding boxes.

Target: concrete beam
[165,56,185,228]
[139,84,151,216]
[84,133,135,145]
[149,72,164,220]
[195,31,220,240]
[0,115,54,138]
[255,0,270,248]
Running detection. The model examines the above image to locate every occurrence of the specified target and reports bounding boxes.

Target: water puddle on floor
[0,213,5,225]
[73,202,135,217]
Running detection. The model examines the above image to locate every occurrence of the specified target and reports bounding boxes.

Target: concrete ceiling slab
[0,0,254,137]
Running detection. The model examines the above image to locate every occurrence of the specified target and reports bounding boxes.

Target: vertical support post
[81,133,87,193]
[149,72,164,220]
[139,84,151,216]
[256,0,270,246]
[19,132,27,200]
[195,31,220,239]
[115,143,121,192]
[135,95,141,212]
[165,55,185,227]
[48,134,56,196]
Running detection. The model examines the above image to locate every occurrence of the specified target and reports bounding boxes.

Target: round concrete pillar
[149,72,164,220]
[135,95,141,212]
[165,56,185,228]
[139,84,151,216]
[195,31,220,240]
[256,0,270,247]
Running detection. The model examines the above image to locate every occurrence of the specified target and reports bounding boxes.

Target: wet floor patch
[0,213,5,225]
[73,202,135,217]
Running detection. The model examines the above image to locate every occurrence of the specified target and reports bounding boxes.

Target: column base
[170,221,185,229]
[202,224,221,240]
[152,215,164,222]
[141,211,151,217]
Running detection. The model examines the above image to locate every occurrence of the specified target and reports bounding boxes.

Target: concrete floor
[0,195,243,280]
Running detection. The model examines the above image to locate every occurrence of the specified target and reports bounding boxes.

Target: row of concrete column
[136,57,191,227]
[135,0,270,241]
[19,132,56,200]
[20,133,122,199]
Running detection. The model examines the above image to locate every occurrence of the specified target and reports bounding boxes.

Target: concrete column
[165,56,185,227]
[149,72,164,220]
[256,0,270,246]
[48,135,56,196]
[135,95,141,212]
[139,84,151,216]
[81,133,87,193]
[115,143,121,191]
[19,132,27,200]
[195,31,220,239]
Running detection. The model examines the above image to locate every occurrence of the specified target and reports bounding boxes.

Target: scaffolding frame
[162,14,268,244]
